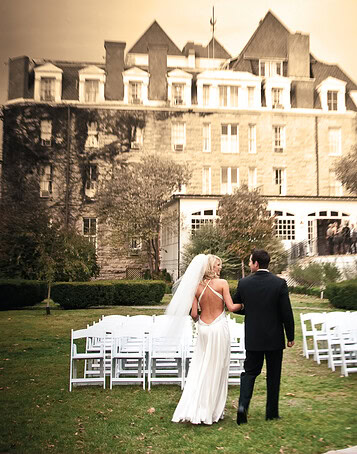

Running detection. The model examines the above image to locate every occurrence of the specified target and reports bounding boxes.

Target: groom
[233,249,295,424]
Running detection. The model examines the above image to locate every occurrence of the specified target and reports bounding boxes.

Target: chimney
[148,44,168,101]
[8,56,29,100]
[287,33,310,78]
[105,41,126,100]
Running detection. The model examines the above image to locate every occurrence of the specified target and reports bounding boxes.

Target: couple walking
[167,249,295,425]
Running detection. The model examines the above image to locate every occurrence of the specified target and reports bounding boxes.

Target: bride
[167,254,243,425]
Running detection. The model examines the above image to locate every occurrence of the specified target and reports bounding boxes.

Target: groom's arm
[232,280,245,315]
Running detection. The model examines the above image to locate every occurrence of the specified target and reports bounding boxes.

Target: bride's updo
[202,254,222,281]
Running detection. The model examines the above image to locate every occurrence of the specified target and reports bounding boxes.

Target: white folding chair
[228,320,245,385]
[340,328,357,377]
[69,326,106,391]
[147,317,189,390]
[110,326,147,389]
[300,313,323,359]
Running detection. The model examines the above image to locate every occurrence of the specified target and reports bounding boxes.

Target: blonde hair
[202,254,222,281]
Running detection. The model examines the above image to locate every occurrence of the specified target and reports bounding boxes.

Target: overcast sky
[1,0,357,106]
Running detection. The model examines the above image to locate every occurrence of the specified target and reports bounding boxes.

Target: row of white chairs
[300,311,357,377]
[69,314,245,391]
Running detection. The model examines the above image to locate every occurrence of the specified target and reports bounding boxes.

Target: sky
[1,0,357,107]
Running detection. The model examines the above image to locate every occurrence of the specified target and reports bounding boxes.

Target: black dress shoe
[266,415,280,421]
[237,406,248,425]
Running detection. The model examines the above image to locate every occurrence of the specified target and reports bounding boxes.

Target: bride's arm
[190,296,199,322]
[222,280,243,312]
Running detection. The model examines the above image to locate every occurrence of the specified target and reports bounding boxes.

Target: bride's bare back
[192,278,241,324]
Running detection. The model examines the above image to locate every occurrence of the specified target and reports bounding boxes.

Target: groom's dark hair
[251,249,270,269]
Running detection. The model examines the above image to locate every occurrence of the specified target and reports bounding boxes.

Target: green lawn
[0,295,356,454]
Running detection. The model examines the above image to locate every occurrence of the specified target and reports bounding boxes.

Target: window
[84,80,99,103]
[248,167,257,190]
[274,168,286,195]
[40,165,53,198]
[85,164,97,198]
[172,122,186,151]
[191,209,216,234]
[129,237,142,254]
[221,124,239,153]
[129,81,142,104]
[273,126,285,153]
[275,218,295,240]
[202,167,211,194]
[328,128,341,156]
[203,123,211,152]
[83,218,97,246]
[221,167,239,194]
[248,87,255,108]
[219,85,239,108]
[40,77,55,101]
[172,83,184,105]
[329,170,343,196]
[203,85,210,106]
[259,60,283,77]
[86,122,99,148]
[327,90,338,111]
[131,126,143,149]
[272,88,283,108]
[219,86,228,107]
[230,86,239,107]
[40,120,52,146]
[248,124,256,153]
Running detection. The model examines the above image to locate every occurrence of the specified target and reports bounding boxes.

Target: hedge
[0,279,47,310]
[51,280,166,309]
[325,280,357,310]
[288,286,322,297]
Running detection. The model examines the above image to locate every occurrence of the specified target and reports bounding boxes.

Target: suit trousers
[239,349,283,419]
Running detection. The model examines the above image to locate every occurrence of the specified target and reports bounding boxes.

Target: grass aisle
[0,295,356,454]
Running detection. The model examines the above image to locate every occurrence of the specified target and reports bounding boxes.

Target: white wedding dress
[172,281,231,425]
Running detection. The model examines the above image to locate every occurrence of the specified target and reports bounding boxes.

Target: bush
[325,280,357,310]
[0,279,47,310]
[288,286,321,297]
[52,280,166,309]
[290,262,341,288]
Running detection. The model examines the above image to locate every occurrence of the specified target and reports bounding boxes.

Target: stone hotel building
[2,11,357,279]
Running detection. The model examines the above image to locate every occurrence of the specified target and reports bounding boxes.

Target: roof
[128,20,182,55]
[230,10,290,70]
[182,38,231,59]
[311,60,357,91]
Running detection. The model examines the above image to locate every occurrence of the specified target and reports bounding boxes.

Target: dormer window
[34,63,63,102]
[259,60,283,77]
[40,78,55,101]
[123,67,149,105]
[317,77,346,113]
[327,90,338,111]
[78,66,105,103]
[167,69,193,107]
[272,88,283,108]
[172,83,184,105]
[129,82,142,104]
[264,76,291,110]
[85,80,99,103]
[219,85,239,108]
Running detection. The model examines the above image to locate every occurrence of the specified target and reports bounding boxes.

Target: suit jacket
[233,271,294,351]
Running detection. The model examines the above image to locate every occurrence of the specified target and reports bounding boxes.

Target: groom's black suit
[233,270,294,421]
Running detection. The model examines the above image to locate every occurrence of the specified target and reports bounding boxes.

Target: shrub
[290,262,341,288]
[52,281,115,309]
[325,280,357,310]
[112,280,166,306]
[0,279,47,310]
[288,286,321,297]
[52,280,166,309]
